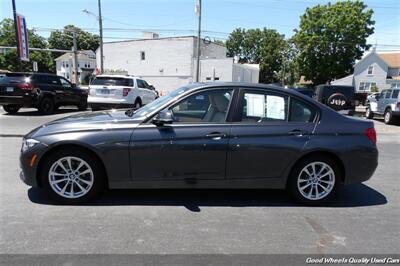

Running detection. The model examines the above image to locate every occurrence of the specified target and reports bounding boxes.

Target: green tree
[293,1,374,85]
[226,27,288,83]
[48,25,99,55]
[0,18,54,72]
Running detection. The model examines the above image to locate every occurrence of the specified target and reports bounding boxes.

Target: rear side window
[289,98,317,122]
[47,76,61,86]
[0,74,30,84]
[241,91,288,122]
[385,90,392,99]
[91,77,132,86]
[392,90,399,99]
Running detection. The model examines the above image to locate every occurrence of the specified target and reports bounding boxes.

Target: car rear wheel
[384,109,393,124]
[3,104,21,114]
[365,107,374,119]
[41,149,105,204]
[38,97,55,115]
[287,156,339,205]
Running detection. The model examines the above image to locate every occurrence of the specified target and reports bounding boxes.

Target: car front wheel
[365,107,374,119]
[288,156,339,205]
[41,149,105,204]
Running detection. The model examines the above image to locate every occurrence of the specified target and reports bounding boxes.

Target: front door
[130,88,234,180]
[227,88,318,179]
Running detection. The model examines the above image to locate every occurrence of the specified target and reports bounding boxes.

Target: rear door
[377,90,387,114]
[227,88,318,180]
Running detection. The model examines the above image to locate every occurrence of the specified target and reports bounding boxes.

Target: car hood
[25,110,145,139]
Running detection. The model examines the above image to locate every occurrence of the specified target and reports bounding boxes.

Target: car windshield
[91,77,131,86]
[127,85,192,118]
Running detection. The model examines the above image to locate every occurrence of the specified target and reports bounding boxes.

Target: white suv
[88,75,158,110]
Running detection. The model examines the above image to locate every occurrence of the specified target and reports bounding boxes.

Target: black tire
[3,104,21,114]
[326,93,347,111]
[40,148,106,204]
[77,101,88,111]
[384,109,393,125]
[134,98,142,109]
[287,156,340,205]
[365,107,374,119]
[38,97,55,115]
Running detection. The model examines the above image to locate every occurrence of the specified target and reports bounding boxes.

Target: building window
[359,82,376,91]
[391,83,400,89]
[140,51,145,61]
[367,65,374,75]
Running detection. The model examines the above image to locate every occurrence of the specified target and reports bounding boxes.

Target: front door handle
[288,129,309,136]
[205,132,226,139]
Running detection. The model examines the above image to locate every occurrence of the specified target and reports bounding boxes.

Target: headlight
[21,139,40,152]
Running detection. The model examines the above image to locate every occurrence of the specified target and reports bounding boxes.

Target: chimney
[143,32,159,39]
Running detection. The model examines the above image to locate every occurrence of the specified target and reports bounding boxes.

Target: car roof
[95,75,136,79]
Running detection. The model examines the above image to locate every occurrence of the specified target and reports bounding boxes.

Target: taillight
[365,128,377,144]
[123,88,131,97]
[17,83,33,90]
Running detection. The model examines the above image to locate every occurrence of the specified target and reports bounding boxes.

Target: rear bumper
[342,146,378,185]
[88,97,135,109]
[0,95,34,106]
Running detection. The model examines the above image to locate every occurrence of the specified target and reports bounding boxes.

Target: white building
[55,50,96,84]
[97,35,259,94]
[331,50,400,92]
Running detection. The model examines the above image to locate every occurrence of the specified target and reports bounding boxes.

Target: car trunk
[89,77,132,99]
[0,74,32,97]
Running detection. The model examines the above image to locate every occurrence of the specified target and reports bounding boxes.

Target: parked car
[0,72,88,115]
[20,83,378,205]
[313,85,356,115]
[353,91,368,106]
[88,75,158,110]
[366,88,400,124]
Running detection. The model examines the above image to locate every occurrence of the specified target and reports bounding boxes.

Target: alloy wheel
[297,162,335,201]
[48,156,94,199]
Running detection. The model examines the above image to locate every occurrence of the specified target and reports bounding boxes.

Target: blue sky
[1,0,399,50]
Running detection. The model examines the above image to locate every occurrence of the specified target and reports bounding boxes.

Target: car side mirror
[71,83,77,88]
[375,95,380,100]
[152,109,173,126]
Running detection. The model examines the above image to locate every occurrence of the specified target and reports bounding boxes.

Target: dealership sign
[16,13,29,61]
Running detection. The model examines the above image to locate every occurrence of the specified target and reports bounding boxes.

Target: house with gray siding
[331,50,400,92]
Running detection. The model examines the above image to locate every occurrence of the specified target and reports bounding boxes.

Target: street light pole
[98,0,104,74]
[195,0,202,82]
[72,31,79,85]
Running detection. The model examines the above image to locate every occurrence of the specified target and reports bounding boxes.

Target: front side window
[59,77,71,88]
[385,90,392,99]
[241,91,288,122]
[367,65,374,75]
[170,89,233,123]
[137,79,145,88]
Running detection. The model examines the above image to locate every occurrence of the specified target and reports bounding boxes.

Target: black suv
[313,85,355,116]
[0,72,88,115]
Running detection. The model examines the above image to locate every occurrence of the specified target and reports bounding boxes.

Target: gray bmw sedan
[19,83,378,205]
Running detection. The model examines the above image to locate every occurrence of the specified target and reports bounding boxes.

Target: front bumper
[19,142,48,187]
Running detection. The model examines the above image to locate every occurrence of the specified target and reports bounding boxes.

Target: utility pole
[72,31,79,85]
[12,0,21,71]
[98,0,104,74]
[195,0,202,82]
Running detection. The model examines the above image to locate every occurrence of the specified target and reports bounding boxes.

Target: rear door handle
[288,129,309,136]
[205,132,226,139]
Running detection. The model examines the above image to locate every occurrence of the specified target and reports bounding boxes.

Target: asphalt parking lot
[0,107,399,255]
